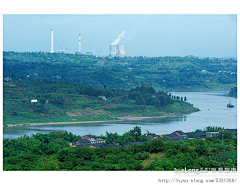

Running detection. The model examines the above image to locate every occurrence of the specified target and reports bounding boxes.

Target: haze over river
[3,91,237,139]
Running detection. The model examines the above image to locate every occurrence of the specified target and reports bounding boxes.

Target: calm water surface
[3,91,237,139]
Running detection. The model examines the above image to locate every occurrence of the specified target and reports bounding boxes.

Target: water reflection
[3,115,188,139]
[124,115,187,124]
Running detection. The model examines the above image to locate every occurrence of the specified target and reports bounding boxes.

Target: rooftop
[172,130,185,135]
[184,131,207,138]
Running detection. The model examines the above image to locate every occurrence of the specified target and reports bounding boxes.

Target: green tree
[49,94,65,107]
[195,140,209,156]
[215,130,236,140]
[129,126,142,140]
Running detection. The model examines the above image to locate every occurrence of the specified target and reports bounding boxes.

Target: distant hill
[3,51,237,91]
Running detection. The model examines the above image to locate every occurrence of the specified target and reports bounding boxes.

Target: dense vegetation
[3,51,237,91]
[3,128,237,171]
[195,126,223,132]
[5,51,238,125]
[229,87,237,98]
[3,52,237,171]
[3,81,198,125]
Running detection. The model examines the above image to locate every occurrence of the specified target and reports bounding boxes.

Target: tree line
[3,127,237,171]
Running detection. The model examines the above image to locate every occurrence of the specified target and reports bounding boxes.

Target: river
[3,91,237,139]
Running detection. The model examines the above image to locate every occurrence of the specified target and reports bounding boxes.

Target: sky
[3,14,237,58]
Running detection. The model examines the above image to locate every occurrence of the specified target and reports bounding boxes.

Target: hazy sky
[3,14,237,58]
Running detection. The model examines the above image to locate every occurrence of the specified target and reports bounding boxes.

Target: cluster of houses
[69,129,237,149]
[147,128,237,142]
[27,73,38,77]
[69,135,107,148]
[69,135,150,149]
[218,70,236,75]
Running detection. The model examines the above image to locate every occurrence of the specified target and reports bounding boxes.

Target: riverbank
[4,115,170,127]
[3,91,237,140]
[4,99,200,127]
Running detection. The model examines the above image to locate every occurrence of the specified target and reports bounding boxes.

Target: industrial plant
[50,29,125,56]
[109,30,126,57]
[50,29,54,53]
[109,44,125,57]
[75,34,82,54]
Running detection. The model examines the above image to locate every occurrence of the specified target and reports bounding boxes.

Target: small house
[69,142,78,148]
[164,134,186,140]
[148,133,161,140]
[31,99,38,103]
[184,131,207,140]
[88,143,102,148]
[81,135,95,141]
[171,130,185,136]
[74,139,91,144]
[206,132,219,137]
[69,139,91,147]
[94,136,102,140]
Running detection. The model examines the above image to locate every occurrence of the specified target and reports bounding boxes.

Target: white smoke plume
[111,30,126,45]
[126,27,136,41]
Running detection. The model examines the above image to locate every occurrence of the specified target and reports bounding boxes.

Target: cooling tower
[117,44,125,57]
[109,45,117,57]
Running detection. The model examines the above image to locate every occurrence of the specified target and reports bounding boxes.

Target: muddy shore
[4,116,167,127]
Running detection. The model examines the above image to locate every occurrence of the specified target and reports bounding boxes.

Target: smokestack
[50,29,54,53]
[79,34,81,52]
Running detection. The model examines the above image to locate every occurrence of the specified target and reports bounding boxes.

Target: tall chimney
[79,34,81,52]
[50,29,54,53]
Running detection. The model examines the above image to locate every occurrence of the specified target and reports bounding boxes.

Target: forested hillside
[3,51,237,91]
[3,81,198,125]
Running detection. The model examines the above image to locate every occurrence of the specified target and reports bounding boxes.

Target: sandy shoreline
[4,116,167,127]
